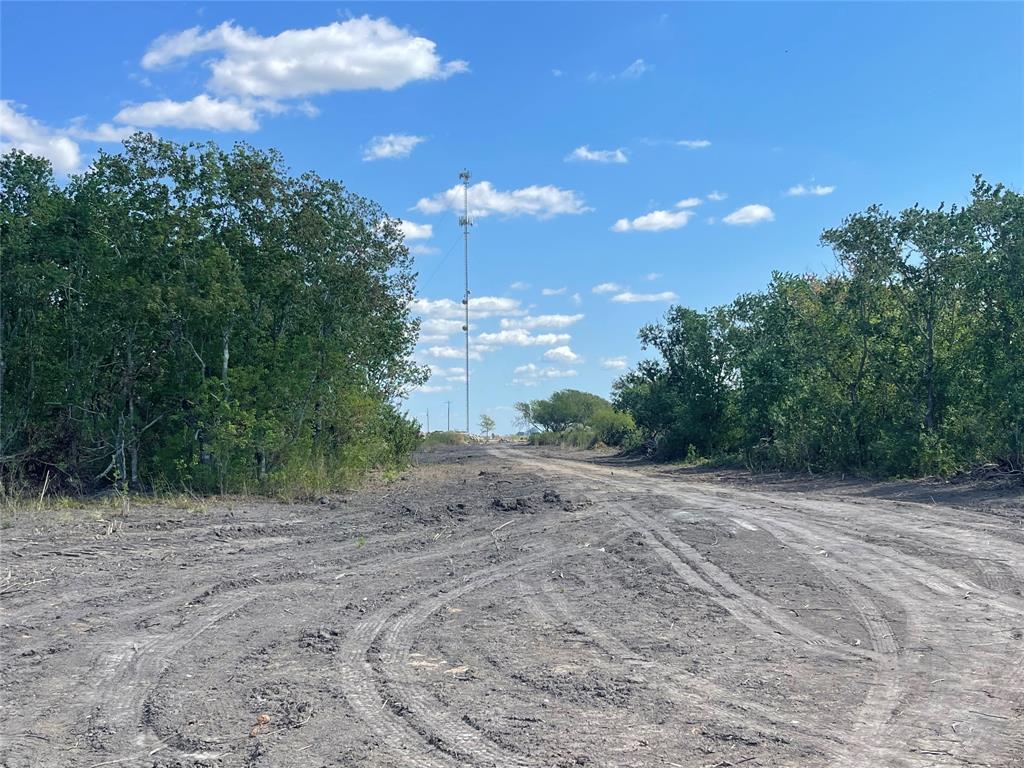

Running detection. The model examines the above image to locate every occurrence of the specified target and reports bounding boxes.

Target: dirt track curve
[2,445,1022,768]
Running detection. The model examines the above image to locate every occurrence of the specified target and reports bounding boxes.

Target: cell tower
[458,169,472,434]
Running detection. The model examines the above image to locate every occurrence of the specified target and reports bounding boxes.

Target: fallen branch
[491,520,515,553]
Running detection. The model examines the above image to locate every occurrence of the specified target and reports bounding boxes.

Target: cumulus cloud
[476,329,571,347]
[512,363,578,386]
[64,119,136,142]
[786,183,836,197]
[571,292,582,306]
[414,180,590,219]
[420,318,463,340]
[114,94,259,131]
[592,282,624,294]
[509,281,530,290]
[425,345,482,360]
[412,296,523,320]
[600,356,628,370]
[723,204,775,225]
[566,145,628,164]
[676,139,711,149]
[398,220,433,240]
[0,101,82,174]
[675,197,702,208]
[612,209,694,232]
[611,291,678,303]
[707,190,728,201]
[500,314,583,330]
[416,383,452,393]
[543,345,583,363]
[541,287,566,296]
[141,18,468,99]
[363,133,426,161]
[644,272,662,281]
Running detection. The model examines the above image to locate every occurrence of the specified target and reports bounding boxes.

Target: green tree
[1,136,426,493]
[479,414,496,437]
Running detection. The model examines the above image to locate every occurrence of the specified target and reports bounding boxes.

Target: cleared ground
[2,446,1022,767]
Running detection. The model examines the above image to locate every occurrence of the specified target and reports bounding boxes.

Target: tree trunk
[222,328,230,384]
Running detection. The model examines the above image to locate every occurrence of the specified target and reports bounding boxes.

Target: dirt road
[2,446,1022,767]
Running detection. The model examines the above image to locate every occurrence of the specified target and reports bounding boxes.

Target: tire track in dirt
[502,451,869,661]
[506,449,1024,768]
[535,552,846,760]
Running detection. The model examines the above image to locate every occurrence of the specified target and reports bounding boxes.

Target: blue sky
[2,2,1022,433]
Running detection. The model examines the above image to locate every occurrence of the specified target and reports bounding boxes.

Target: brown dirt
[1,445,1022,767]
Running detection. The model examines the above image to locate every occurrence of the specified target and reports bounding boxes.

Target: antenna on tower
[458,169,472,434]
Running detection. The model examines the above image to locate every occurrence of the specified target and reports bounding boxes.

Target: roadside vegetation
[612,178,1022,477]
[1,136,426,497]
[515,389,639,449]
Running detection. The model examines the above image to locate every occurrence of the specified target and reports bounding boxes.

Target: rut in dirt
[1,445,1022,768]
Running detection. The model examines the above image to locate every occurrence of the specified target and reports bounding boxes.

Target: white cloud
[500,314,583,330]
[0,101,82,174]
[512,363,578,386]
[611,291,678,303]
[571,292,582,306]
[416,384,452,393]
[620,59,649,78]
[414,180,590,219]
[612,209,694,232]
[141,18,468,99]
[552,69,563,77]
[707,190,728,201]
[644,272,662,281]
[425,345,481,360]
[677,139,711,149]
[476,329,571,347]
[65,119,136,143]
[541,287,566,296]
[786,184,836,197]
[566,145,628,164]
[592,282,624,294]
[409,244,439,255]
[114,94,259,131]
[398,220,433,240]
[363,133,426,161]
[676,197,702,208]
[723,204,775,226]
[421,318,463,338]
[509,281,530,290]
[543,345,583,363]
[600,356,628,370]
[412,296,523,319]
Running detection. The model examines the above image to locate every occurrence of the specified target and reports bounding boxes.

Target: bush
[420,431,467,449]
[590,408,636,447]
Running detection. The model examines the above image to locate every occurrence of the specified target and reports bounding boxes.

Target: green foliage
[479,414,496,437]
[614,177,1023,477]
[590,408,636,447]
[520,390,636,449]
[1,137,426,494]
[420,431,467,449]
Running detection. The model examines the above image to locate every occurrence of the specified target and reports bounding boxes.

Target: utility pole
[458,169,472,434]
[445,400,451,432]
[425,408,430,434]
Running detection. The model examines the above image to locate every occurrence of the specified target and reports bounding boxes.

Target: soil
[2,445,1022,768]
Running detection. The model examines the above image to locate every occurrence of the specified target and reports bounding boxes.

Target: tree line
[1,135,426,493]
[613,178,1022,476]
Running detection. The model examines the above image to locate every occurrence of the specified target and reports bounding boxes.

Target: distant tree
[479,414,496,437]
[529,389,610,432]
